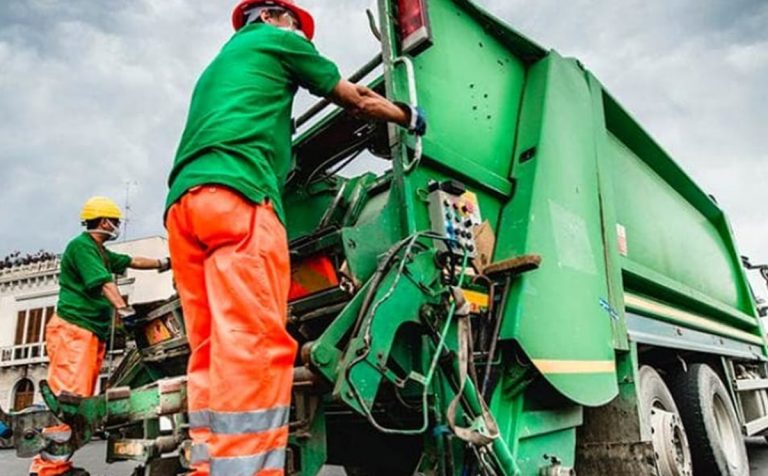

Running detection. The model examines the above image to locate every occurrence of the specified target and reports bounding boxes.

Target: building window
[27,308,43,357]
[45,306,55,329]
[13,378,34,411]
[14,310,26,360]
[13,306,53,360]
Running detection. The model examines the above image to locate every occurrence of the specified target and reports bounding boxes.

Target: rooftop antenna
[123,180,138,241]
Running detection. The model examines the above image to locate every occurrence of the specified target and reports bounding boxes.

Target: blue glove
[395,102,427,136]
[0,421,11,439]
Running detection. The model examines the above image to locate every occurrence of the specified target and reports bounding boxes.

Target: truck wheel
[668,364,749,476]
[639,365,693,476]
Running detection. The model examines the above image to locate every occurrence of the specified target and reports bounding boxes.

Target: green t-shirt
[56,233,132,341]
[165,23,342,223]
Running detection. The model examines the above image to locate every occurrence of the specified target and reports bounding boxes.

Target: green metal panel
[494,52,618,406]
[400,0,528,188]
[607,133,748,309]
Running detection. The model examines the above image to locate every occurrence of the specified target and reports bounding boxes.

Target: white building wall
[0,295,17,348]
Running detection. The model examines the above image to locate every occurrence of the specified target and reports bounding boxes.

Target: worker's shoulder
[63,233,96,255]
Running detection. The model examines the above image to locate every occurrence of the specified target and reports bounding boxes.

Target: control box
[428,188,482,257]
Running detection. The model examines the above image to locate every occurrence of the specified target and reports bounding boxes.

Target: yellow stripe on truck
[624,293,764,346]
[532,359,616,374]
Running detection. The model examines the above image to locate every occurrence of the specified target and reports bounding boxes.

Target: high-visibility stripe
[211,406,289,435]
[624,293,765,345]
[189,409,211,429]
[190,442,210,464]
[210,447,285,476]
[211,426,288,459]
[532,359,616,374]
[41,450,71,462]
[42,426,72,444]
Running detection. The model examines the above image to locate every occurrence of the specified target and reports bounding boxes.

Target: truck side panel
[494,52,619,406]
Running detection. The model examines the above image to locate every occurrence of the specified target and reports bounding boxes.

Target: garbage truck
[3,0,768,475]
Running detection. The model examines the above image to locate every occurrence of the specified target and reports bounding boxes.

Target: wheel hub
[650,406,692,476]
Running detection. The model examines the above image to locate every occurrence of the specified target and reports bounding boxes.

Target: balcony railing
[0,343,124,368]
[0,343,48,367]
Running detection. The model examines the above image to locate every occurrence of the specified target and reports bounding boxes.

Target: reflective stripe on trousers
[167,186,296,476]
[210,448,286,475]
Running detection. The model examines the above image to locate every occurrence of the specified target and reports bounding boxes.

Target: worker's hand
[117,305,138,329]
[395,102,427,136]
[157,257,172,273]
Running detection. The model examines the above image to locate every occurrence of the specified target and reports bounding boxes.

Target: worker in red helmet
[165,1,426,475]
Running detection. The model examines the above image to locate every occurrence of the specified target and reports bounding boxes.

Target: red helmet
[232,0,315,40]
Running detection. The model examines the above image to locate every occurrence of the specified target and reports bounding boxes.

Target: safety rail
[292,54,383,131]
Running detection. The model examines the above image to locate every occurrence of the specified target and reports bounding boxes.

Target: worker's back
[166,22,340,224]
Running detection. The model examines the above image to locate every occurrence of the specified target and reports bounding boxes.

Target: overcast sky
[0,0,766,291]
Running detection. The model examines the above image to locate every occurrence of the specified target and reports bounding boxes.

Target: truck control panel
[428,185,482,257]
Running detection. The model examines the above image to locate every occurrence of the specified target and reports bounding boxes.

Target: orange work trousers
[166,186,296,476]
[30,315,105,476]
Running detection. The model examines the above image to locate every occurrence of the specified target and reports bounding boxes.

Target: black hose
[480,274,511,399]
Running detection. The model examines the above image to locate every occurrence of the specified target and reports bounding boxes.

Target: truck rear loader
[3,1,768,475]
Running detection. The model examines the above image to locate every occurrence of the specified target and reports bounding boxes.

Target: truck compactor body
[9,1,767,475]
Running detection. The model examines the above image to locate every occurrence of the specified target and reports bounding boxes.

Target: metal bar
[625,293,765,346]
[745,415,768,436]
[734,378,768,392]
[293,54,383,129]
[626,313,765,360]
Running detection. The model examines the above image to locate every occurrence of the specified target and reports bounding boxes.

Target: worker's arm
[329,80,407,124]
[328,80,427,135]
[129,256,170,271]
[276,33,426,134]
[102,281,128,309]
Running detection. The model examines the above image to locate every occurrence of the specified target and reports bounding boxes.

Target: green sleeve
[71,241,113,290]
[280,33,342,97]
[106,249,133,275]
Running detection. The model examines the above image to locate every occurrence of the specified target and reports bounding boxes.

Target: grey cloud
[0,1,765,302]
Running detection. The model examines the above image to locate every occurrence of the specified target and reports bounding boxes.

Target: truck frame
[4,1,767,475]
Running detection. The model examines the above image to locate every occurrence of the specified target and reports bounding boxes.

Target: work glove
[157,257,172,273]
[0,421,11,439]
[117,305,138,330]
[395,102,427,136]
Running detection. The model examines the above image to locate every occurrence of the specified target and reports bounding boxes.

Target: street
[1,438,767,475]
[0,440,346,475]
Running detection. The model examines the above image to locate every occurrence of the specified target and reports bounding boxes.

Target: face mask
[91,220,121,241]
[106,222,121,241]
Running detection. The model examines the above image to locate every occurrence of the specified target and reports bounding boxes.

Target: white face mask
[91,220,121,241]
[106,222,121,241]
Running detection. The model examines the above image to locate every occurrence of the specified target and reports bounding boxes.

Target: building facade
[0,236,174,413]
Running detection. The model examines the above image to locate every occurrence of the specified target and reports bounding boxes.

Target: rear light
[289,255,340,301]
[397,0,433,54]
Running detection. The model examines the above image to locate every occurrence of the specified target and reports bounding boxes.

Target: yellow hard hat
[80,196,123,222]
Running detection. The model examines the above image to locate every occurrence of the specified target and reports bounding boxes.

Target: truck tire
[638,365,693,476]
[667,364,749,476]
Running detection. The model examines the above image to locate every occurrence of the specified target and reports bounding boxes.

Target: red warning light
[397,0,433,54]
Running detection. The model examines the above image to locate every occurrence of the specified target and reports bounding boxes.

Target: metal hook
[366,9,382,41]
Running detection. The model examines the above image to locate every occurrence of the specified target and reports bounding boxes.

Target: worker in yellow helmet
[29,197,171,476]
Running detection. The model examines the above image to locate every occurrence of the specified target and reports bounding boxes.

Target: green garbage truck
[5,1,767,475]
